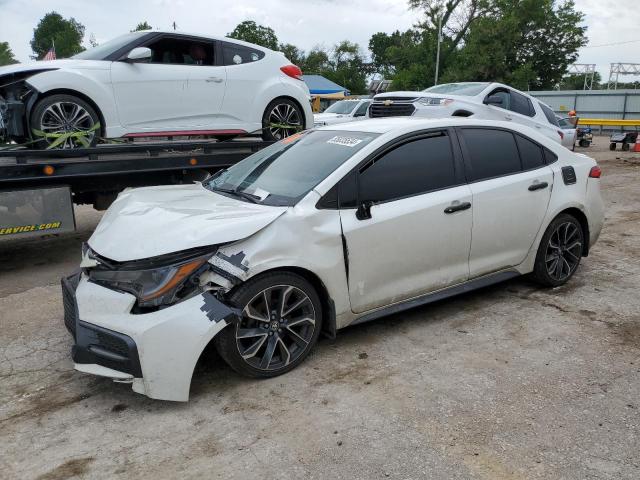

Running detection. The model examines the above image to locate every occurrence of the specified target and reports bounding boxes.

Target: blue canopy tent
[303,75,350,112]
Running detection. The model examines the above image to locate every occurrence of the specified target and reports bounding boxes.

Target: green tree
[324,41,369,95]
[227,20,278,50]
[301,47,331,74]
[30,12,85,59]
[279,43,305,65]
[132,21,152,32]
[0,41,19,66]
[560,72,601,90]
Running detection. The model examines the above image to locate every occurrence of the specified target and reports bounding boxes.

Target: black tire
[609,143,616,151]
[261,98,304,141]
[579,139,590,148]
[532,214,584,287]
[622,142,630,151]
[215,271,322,378]
[30,94,100,149]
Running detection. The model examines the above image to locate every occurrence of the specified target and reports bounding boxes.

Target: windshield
[73,32,149,60]
[324,101,359,115]
[423,82,489,96]
[204,130,379,206]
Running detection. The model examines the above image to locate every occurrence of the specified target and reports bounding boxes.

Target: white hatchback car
[0,31,312,147]
[64,117,604,401]
[313,99,371,127]
[371,82,565,146]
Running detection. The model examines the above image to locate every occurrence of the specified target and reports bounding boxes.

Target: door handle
[504,116,513,121]
[206,77,224,83]
[528,181,549,191]
[444,201,471,214]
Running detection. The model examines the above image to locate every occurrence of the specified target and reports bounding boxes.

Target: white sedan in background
[64,117,604,401]
[313,99,371,127]
[0,30,312,148]
[371,82,566,146]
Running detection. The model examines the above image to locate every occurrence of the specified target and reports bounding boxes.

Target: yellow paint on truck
[0,221,62,236]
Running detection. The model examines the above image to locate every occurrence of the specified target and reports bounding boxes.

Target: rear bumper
[62,273,237,401]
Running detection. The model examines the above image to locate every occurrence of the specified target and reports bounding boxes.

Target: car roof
[144,30,274,52]
[317,117,524,134]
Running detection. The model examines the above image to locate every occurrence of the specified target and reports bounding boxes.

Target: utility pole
[434,14,442,85]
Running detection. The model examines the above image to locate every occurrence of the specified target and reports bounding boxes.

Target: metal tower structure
[607,63,640,90]
[567,64,597,90]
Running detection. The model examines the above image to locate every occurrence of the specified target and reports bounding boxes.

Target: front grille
[370,102,416,118]
[61,273,80,338]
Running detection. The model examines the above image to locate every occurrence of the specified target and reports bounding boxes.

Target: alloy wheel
[39,101,97,148]
[545,221,582,281]
[236,284,316,371]
[267,103,301,140]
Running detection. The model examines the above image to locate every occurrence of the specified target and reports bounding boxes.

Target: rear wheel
[609,143,616,151]
[30,94,100,149]
[622,142,630,151]
[261,98,304,141]
[215,272,322,378]
[579,139,590,148]
[532,214,584,287]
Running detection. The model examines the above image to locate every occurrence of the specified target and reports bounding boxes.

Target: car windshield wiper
[210,186,262,204]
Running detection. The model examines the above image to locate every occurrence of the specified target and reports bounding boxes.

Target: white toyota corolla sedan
[63,117,604,401]
[0,30,312,147]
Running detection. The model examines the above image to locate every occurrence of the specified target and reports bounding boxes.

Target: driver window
[487,90,510,110]
[145,37,214,66]
[354,102,371,117]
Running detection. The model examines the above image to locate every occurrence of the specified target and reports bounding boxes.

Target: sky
[1,0,639,84]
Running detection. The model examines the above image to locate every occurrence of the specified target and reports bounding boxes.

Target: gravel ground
[1,138,639,479]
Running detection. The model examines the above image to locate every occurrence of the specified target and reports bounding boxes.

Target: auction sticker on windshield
[327,136,364,147]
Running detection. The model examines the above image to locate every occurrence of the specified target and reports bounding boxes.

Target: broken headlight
[86,247,213,308]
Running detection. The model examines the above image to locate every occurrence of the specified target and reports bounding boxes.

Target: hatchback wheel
[261,98,304,141]
[532,214,584,287]
[31,94,100,149]
[215,272,322,378]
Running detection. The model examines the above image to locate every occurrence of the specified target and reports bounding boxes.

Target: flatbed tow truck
[0,139,272,240]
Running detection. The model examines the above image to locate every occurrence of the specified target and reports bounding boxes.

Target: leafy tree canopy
[227,21,279,50]
[0,42,19,66]
[132,21,152,32]
[31,12,85,59]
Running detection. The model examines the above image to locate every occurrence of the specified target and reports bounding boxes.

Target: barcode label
[327,136,363,147]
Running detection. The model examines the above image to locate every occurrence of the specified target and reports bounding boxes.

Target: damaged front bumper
[62,272,238,401]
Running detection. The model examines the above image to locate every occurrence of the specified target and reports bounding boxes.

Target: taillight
[280,64,303,81]
[589,166,602,178]
[557,130,564,140]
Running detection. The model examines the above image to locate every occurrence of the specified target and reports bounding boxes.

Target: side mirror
[483,94,504,106]
[126,47,152,62]
[355,201,374,221]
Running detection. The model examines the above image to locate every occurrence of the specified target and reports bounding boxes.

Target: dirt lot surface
[1,138,639,479]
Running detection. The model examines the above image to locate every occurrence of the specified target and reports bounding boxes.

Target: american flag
[43,47,56,61]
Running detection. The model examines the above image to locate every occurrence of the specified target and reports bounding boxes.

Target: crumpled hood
[88,184,287,262]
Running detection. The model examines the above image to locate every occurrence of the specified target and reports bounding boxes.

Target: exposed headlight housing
[417,97,454,106]
[85,246,214,308]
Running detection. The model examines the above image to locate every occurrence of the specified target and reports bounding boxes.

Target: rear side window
[544,149,558,164]
[222,43,265,65]
[516,134,545,170]
[359,133,457,204]
[459,128,521,181]
[510,91,535,117]
[540,102,560,126]
[354,101,371,117]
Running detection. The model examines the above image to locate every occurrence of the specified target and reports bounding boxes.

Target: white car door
[339,131,472,313]
[457,127,554,278]
[111,35,225,131]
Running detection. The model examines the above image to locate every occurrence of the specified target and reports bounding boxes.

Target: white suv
[371,82,565,145]
[65,117,604,401]
[0,31,312,148]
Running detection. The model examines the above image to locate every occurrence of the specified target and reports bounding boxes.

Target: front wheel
[532,214,584,287]
[30,94,100,149]
[215,272,322,378]
[261,98,304,141]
